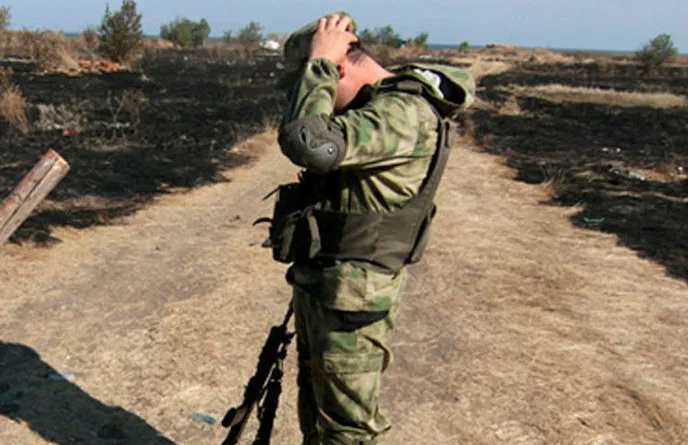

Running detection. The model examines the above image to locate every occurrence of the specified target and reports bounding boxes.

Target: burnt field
[472,61,688,281]
[0,51,286,244]
[2,51,687,282]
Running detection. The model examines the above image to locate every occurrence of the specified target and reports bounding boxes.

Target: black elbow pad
[279,116,346,173]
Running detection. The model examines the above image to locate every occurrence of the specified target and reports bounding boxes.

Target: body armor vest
[259,80,457,275]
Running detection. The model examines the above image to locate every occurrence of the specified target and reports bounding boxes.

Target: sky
[3,0,687,52]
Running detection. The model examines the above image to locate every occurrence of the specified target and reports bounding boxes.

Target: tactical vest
[258,78,457,275]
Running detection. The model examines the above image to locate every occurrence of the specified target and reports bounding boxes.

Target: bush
[636,33,679,71]
[359,28,377,45]
[237,21,263,44]
[99,0,143,63]
[0,6,9,31]
[160,17,210,48]
[458,41,470,52]
[0,84,29,135]
[359,26,405,48]
[410,32,429,50]
[81,27,99,54]
[36,100,90,134]
[0,66,12,91]
[222,30,233,43]
[0,30,8,59]
[16,30,67,70]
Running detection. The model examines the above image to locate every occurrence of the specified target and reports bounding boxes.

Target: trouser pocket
[312,351,390,440]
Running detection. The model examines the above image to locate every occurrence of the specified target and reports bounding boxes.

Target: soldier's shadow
[0,341,176,445]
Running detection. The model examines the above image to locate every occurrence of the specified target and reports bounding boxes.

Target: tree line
[0,1,681,70]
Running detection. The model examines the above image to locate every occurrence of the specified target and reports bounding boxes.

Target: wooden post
[0,150,70,247]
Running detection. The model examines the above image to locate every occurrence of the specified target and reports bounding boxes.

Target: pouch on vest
[257,177,323,264]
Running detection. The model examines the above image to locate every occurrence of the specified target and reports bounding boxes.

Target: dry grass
[0,29,9,59]
[136,42,261,66]
[435,45,577,66]
[35,101,90,133]
[2,30,79,71]
[80,28,99,55]
[506,84,688,109]
[465,60,512,81]
[0,66,11,91]
[0,84,29,134]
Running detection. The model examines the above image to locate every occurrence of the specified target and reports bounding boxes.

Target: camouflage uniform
[277,14,474,445]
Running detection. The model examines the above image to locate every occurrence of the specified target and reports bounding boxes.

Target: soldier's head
[279,13,393,112]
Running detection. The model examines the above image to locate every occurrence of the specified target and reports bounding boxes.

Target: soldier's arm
[278,59,437,173]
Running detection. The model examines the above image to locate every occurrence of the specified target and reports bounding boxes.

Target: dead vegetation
[505,84,688,109]
[0,84,28,134]
[35,101,90,134]
[3,30,79,71]
[0,65,10,89]
[0,67,28,134]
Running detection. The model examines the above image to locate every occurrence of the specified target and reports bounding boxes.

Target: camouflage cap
[277,12,358,92]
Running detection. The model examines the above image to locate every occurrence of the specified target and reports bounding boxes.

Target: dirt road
[1,132,686,445]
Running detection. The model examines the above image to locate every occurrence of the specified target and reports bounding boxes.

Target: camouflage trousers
[287,262,408,445]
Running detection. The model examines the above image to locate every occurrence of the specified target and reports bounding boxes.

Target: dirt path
[1,133,686,445]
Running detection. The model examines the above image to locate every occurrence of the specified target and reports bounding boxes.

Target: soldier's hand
[309,14,358,66]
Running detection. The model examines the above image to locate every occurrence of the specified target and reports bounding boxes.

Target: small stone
[46,372,76,382]
[190,413,217,425]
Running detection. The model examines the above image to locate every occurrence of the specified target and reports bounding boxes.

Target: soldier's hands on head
[309,14,358,66]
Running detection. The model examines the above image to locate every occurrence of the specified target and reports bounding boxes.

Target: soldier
[272,12,475,445]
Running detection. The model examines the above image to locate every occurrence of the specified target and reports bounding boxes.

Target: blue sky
[3,0,687,51]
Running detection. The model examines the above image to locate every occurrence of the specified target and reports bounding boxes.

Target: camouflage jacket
[279,58,474,312]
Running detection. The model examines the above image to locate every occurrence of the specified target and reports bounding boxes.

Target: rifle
[221,304,295,445]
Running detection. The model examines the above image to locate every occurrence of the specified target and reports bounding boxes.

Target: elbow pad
[279,116,346,173]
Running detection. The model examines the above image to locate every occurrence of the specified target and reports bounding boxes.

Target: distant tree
[237,21,263,44]
[0,6,10,31]
[191,19,210,47]
[161,17,210,48]
[411,32,429,49]
[359,28,378,44]
[636,33,679,71]
[458,40,470,52]
[193,19,210,46]
[161,19,191,47]
[374,25,404,48]
[99,0,143,63]
[357,26,404,48]
[222,29,234,43]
